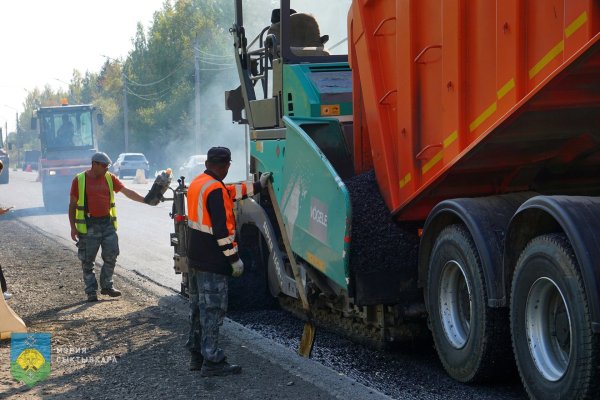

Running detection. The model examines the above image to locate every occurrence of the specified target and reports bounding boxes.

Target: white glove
[231,259,244,278]
[259,172,272,187]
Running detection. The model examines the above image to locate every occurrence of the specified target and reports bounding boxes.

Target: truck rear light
[174,214,186,222]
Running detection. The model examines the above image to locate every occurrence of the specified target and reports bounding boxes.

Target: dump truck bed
[350,0,600,220]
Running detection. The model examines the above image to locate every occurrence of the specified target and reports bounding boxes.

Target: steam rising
[156,0,352,183]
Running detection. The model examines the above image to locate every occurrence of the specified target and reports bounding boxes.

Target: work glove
[259,172,272,188]
[143,191,161,206]
[144,170,172,206]
[231,259,244,278]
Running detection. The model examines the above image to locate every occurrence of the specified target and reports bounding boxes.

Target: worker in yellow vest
[68,152,155,302]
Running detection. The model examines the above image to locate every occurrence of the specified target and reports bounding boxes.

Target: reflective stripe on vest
[75,172,118,234]
[187,174,254,236]
[187,177,220,233]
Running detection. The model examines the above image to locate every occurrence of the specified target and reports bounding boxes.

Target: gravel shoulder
[0,218,386,399]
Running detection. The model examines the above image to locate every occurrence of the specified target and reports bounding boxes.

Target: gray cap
[91,152,112,165]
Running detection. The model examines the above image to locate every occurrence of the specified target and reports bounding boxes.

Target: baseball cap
[91,152,112,165]
[207,147,232,163]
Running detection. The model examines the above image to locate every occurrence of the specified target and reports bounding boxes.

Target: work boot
[200,359,242,377]
[189,351,204,371]
[100,288,122,297]
[87,293,98,302]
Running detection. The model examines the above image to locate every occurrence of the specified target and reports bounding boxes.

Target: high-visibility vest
[75,172,118,234]
[187,173,254,247]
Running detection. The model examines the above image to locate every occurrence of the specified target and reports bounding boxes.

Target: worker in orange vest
[185,146,271,376]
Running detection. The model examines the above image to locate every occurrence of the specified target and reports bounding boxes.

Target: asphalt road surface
[0,169,180,290]
[1,169,527,399]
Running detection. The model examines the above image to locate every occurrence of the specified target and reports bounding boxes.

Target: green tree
[21,0,274,169]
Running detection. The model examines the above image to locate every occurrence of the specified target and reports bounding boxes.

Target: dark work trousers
[77,218,120,294]
[0,263,7,293]
[186,268,228,363]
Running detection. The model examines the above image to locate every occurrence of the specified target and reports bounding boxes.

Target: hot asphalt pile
[345,170,421,304]
[0,218,383,400]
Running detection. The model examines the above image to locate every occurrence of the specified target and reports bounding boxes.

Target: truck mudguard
[236,197,298,298]
[419,193,534,307]
[504,196,600,333]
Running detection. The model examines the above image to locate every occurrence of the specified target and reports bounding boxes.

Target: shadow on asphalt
[3,206,67,219]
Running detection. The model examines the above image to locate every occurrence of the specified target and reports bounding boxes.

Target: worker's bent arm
[226,181,260,202]
[119,187,146,203]
[207,188,240,264]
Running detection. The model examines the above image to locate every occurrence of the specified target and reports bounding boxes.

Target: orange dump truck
[349,1,600,398]
[228,0,600,398]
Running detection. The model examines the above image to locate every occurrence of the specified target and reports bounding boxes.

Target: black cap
[207,147,231,163]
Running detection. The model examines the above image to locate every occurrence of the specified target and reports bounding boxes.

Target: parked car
[179,154,207,181]
[112,153,150,178]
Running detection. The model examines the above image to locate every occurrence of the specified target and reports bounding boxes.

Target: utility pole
[122,72,129,152]
[194,37,201,154]
[15,112,20,170]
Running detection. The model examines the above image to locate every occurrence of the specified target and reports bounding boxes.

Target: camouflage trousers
[186,268,228,363]
[77,218,119,295]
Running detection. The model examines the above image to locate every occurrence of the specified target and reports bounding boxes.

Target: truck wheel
[510,233,599,400]
[427,224,510,382]
[228,225,276,311]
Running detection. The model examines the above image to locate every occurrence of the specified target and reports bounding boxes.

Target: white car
[179,154,207,181]
[112,153,150,178]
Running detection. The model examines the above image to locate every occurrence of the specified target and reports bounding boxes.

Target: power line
[122,54,231,89]
[193,47,231,59]
[199,59,234,67]
[126,87,171,101]
[198,65,235,71]
[124,61,187,87]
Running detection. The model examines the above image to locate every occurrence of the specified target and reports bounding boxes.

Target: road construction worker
[185,146,271,376]
[68,152,155,302]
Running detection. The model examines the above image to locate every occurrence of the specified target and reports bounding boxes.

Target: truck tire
[427,224,511,382]
[228,224,276,311]
[510,233,599,400]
